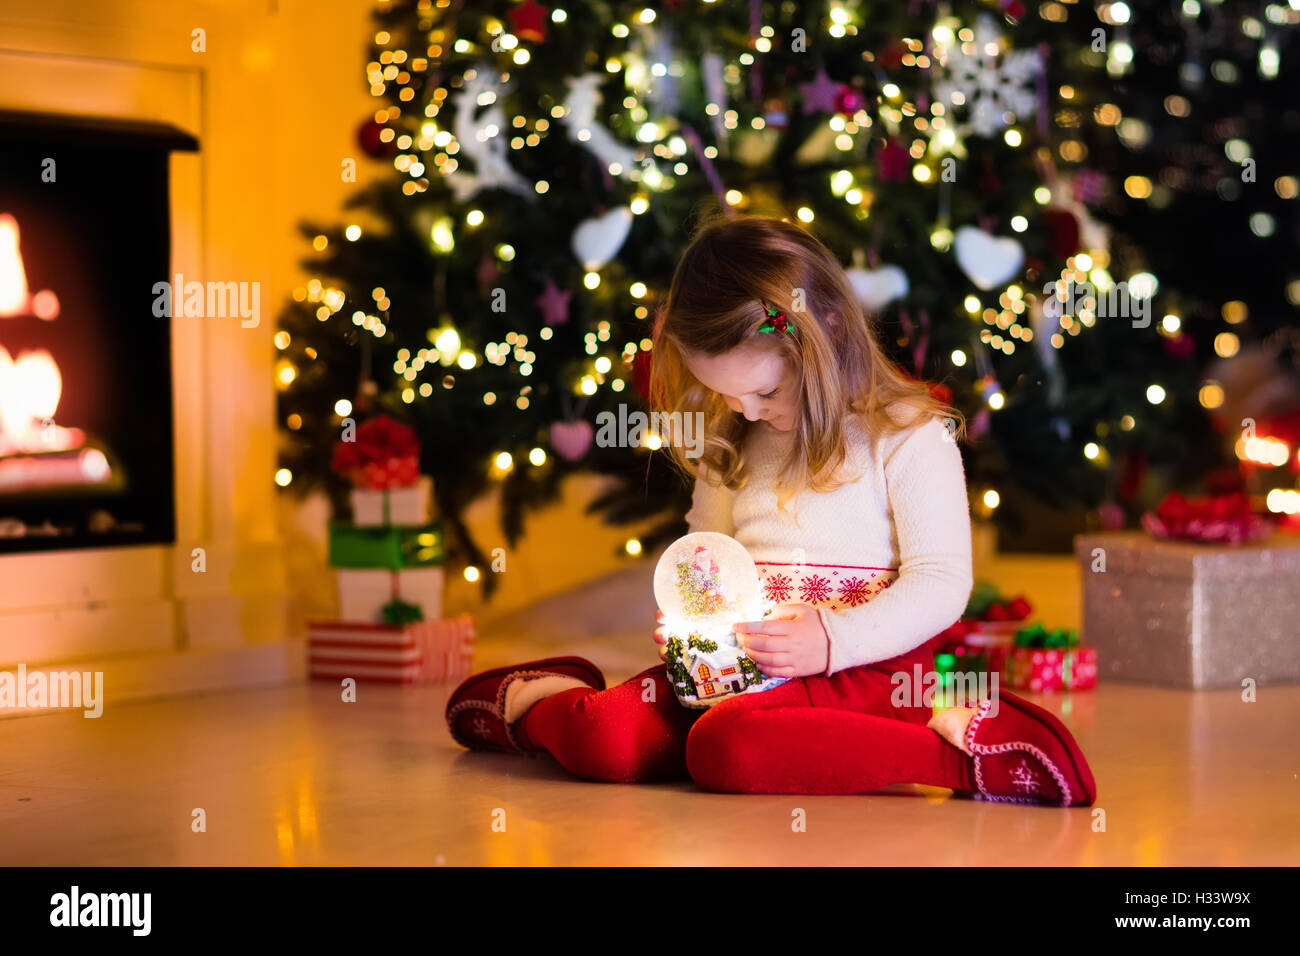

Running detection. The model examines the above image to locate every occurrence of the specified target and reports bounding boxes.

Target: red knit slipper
[963,692,1098,807]
[445,657,605,754]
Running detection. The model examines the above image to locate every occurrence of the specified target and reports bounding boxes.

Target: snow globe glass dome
[653,532,787,709]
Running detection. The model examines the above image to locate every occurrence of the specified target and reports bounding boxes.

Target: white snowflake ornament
[932,14,1041,138]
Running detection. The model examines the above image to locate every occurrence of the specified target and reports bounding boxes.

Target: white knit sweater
[684,411,974,676]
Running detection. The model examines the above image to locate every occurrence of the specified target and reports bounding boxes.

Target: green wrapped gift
[328,521,446,569]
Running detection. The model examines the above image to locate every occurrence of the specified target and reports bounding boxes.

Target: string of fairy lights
[276,0,1300,534]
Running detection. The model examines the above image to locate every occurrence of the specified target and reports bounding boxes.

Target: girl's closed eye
[759,387,779,399]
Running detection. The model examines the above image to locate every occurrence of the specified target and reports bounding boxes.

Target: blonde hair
[649,211,962,505]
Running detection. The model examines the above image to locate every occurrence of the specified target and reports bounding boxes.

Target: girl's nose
[737,397,763,421]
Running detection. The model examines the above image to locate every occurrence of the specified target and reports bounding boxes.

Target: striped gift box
[308,615,475,684]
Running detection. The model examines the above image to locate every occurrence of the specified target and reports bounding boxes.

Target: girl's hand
[652,609,668,661]
[733,604,829,678]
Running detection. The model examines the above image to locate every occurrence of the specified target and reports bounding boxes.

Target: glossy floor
[1,646,1296,865]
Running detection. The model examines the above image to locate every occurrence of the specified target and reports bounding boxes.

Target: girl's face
[683,342,800,431]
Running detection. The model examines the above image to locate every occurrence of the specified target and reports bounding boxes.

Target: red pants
[519,640,977,795]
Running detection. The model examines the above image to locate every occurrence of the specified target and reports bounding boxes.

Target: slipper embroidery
[1010,759,1040,794]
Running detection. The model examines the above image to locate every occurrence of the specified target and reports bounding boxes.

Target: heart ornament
[845,264,909,313]
[571,207,633,271]
[954,227,1024,291]
[549,419,595,462]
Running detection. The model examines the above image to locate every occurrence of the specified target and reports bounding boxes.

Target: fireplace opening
[0,112,197,554]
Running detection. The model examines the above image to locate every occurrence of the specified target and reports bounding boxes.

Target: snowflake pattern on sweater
[758,563,898,612]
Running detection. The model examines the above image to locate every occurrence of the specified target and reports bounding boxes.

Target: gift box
[351,475,432,527]
[308,615,475,683]
[935,583,1033,677]
[1004,646,1098,692]
[1002,623,1096,692]
[328,521,445,569]
[336,567,444,624]
[1075,531,1300,688]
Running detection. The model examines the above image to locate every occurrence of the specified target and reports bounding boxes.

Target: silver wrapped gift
[1075,531,1300,688]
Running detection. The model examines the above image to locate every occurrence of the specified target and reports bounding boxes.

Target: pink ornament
[835,85,865,115]
[549,419,594,461]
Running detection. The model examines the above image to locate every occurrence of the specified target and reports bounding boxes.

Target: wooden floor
[2,638,1297,865]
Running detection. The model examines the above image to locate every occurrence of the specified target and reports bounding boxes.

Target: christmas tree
[1066,1,1300,529]
[277,0,1298,596]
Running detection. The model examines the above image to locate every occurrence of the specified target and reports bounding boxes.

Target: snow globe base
[661,624,789,710]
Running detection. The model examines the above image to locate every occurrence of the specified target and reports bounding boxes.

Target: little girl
[447,214,1096,807]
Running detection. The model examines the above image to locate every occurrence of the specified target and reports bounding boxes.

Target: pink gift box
[308,614,475,684]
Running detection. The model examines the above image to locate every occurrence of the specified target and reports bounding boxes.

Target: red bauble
[1205,468,1246,495]
[632,347,653,401]
[1117,450,1147,503]
[1042,208,1081,259]
[877,140,909,182]
[1162,333,1196,360]
[978,162,1001,194]
[1098,501,1125,530]
[357,118,394,159]
[877,42,906,69]
[929,383,953,405]
[1007,596,1033,620]
[508,0,549,44]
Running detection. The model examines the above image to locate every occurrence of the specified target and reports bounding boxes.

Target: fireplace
[0,111,196,553]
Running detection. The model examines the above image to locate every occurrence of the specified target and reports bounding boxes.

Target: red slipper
[963,691,1098,807]
[446,656,605,754]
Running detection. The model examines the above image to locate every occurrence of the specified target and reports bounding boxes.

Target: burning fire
[0,212,109,488]
[0,214,58,321]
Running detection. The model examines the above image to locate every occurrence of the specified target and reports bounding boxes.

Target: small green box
[328,521,445,570]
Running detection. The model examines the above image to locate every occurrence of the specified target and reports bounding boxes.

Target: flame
[0,212,59,319]
[0,346,62,437]
[0,214,29,316]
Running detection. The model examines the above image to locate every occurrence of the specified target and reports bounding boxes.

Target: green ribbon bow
[381,598,425,627]
[1013,623,1080,649]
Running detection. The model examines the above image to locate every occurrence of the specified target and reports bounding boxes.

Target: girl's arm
[685,464,736,536]
[814,417,974,675]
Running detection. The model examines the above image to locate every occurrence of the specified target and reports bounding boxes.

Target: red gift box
[1004,646,1098,692]
[309,615,475,683]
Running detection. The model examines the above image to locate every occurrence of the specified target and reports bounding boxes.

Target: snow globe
[653,532,789,709]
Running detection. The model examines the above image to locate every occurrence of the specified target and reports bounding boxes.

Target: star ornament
[508,0,550,44]
[535,277,572,326]
[799,67,841,115]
